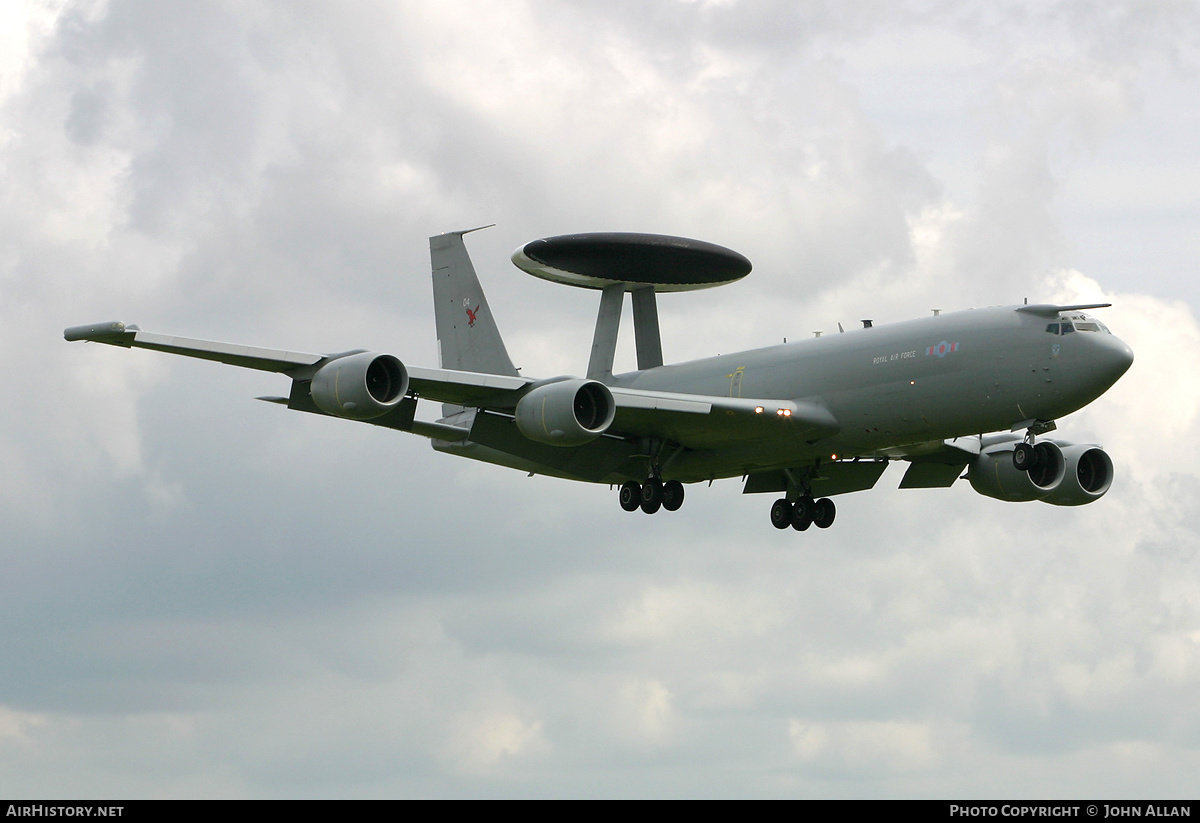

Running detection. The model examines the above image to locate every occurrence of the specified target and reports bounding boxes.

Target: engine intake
[1042,445,1114,506]
[310,352,408,420]
[515,378,616,446]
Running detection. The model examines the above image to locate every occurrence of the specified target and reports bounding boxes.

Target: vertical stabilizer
[430,228,518,415]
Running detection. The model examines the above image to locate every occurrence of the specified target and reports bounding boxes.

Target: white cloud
[441,709,550,775]
[788,719,951,775]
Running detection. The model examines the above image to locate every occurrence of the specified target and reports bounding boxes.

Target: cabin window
[1061,322,1075,334]
[1046,323,1060,334]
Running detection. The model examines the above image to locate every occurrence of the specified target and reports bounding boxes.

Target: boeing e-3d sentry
[65,229,1134,532]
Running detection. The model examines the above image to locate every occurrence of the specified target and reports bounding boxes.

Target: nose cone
[1093,333,1134,386]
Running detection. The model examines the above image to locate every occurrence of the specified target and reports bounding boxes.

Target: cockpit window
[1061,312,1111,333]
[1049,313,1112,334]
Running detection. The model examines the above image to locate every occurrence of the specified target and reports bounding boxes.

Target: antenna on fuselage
[511,233,752,381]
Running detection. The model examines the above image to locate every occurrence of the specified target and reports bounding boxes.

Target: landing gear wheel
[1013,442,1038,472]
[640,478,663,514]
[770,498,792,529]
[813,497,836,529]
[792,496,815,531]
[661,480,685,512]
[619,481,642,512]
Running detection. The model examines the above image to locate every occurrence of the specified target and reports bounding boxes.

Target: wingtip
[64,321,135,343]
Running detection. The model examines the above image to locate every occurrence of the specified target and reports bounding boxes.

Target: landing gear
[791,496,814,531]
[618,479,685,515]
[1013,420,1057,472]
[662,480,685,512]
[640,478,663,514]
[813,497,836,529]
[768,496,836,532]
[770,498,792,529]
[1013,442,1038,472]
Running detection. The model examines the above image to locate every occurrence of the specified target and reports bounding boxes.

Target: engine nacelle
[968,439,1114,506]
[1041,444,1114,506]
[968,441,1066,502]
[310,352,408,420]
[515,378,616,446]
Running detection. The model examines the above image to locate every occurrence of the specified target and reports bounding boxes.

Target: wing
[64,321,528,439]
[64,321,323,372]
[65,322,837,449]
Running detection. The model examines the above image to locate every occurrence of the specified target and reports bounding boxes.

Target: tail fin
[430,227,519,415]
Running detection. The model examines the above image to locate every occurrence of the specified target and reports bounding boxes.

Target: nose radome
[1096,335,1134,383]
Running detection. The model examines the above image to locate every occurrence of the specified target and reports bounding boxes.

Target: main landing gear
[619,479,685,514]
[769,496,836,531]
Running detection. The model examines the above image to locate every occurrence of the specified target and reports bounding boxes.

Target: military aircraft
[65,228,1134,532]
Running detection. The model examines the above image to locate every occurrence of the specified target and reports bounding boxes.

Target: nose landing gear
[1013,420,1058,471]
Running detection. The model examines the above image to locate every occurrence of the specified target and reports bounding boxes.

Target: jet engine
[1041,444,1114,506]
[310,352,408,420]
[515,378,616,446]
[967,439,1113,505]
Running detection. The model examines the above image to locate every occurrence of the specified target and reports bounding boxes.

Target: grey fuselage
[439,305,1133,485]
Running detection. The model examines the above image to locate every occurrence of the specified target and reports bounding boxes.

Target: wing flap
[899,462,966,488]
[407,365,528,407]
[743,460,889,497]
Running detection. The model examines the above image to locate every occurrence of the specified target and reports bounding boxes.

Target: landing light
[755,406,764,414]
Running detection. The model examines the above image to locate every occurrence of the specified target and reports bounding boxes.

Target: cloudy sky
[2,0,1199,798]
